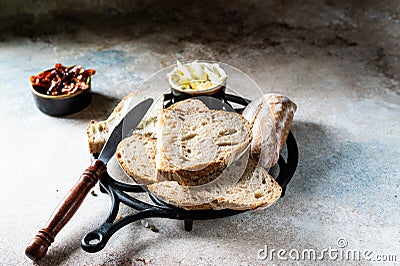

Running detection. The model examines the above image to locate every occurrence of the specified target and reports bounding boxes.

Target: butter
[168,60,227,91]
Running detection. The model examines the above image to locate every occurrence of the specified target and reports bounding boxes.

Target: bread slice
[148,158,282,210]
[116,132,231,187]
[242,93,297,168]
[156,104,252,186]
[116,134,158,185]
[86,91,163,154]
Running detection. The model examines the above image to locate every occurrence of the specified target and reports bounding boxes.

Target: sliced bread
[117,132,282,210]
[116,133,158,185]
[156,105,252,186]
[242,93,297,168]
[115,98,282,210]
[116,99,212,185]
[148,158,282,210]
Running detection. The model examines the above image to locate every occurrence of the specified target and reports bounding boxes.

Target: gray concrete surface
[0,0,399,265]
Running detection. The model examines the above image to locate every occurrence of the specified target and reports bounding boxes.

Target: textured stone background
[0,0,399,265]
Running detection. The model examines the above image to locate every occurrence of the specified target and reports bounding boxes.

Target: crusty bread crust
[265,94,297,151]
[242,93,297,168]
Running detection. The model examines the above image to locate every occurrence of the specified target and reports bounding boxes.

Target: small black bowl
[30,77,92,116]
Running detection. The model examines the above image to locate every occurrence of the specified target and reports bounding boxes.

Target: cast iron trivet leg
[184,219,193,231]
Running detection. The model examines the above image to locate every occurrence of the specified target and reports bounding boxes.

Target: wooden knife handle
[25,159,107,261]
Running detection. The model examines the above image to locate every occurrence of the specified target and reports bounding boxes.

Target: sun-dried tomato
[30,63,96,96]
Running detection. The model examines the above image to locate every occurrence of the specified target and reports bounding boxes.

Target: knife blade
[99,98,154,163]
[25,98,153,261]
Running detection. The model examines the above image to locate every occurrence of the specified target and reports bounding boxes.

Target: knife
[25,98,154,261]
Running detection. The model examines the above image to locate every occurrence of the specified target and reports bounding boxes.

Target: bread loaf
[242,93,297,168]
